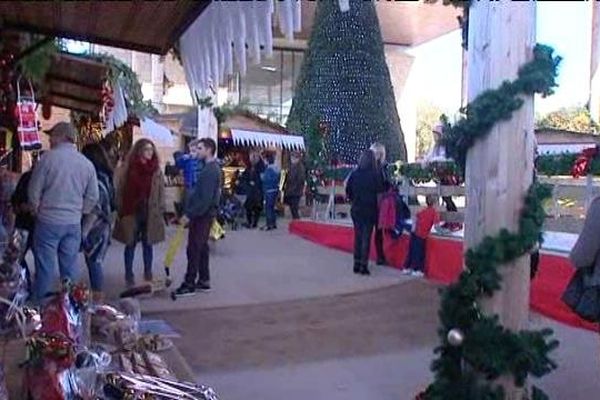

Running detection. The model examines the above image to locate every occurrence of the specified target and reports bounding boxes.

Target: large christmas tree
[287,0,406,164]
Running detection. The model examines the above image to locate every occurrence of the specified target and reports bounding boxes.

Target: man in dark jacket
[284,152,306,219]
[175,138,222,295]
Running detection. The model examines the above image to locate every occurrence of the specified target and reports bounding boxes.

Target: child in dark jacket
[261,153,281,231]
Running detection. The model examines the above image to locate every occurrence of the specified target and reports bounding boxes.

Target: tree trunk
[464,3,536,398]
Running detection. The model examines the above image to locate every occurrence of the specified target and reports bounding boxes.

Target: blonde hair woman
[113,139,166,287]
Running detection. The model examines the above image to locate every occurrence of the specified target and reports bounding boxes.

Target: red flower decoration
[571,146,599,178]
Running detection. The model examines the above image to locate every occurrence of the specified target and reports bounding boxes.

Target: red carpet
[289,220,598,332]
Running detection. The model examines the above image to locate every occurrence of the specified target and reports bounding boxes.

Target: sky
[409,1,592,117]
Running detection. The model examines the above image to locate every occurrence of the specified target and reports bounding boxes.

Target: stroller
[217,193,243,231]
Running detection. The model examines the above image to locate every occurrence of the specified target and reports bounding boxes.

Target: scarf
[121,156,158,216]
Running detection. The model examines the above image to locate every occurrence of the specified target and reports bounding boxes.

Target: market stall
[217,110,305,193]
[0,231,219,399]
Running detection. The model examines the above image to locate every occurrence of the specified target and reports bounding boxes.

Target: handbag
[561,266,600,323]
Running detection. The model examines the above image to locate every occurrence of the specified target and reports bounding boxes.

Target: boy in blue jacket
[261,153,281,231]
[174,139,201,190]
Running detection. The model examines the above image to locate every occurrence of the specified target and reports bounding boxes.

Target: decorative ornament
[67,282,90,310]
[446,328,464,347]
[23,306,42,336]
[14,78,42,151]
[571,145,599,178]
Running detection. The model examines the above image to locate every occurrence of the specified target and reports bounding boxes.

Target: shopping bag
[561,266,600,323]
[209,220,225,241]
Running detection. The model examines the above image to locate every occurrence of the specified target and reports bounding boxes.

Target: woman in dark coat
[239,152,265,228]
[284,152,306,220]
[346,150,385,275]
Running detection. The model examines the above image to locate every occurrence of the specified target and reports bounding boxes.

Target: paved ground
[34,219,599,399]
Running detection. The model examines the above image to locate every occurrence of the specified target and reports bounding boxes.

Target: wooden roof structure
[0,1,209,54]
[45,53,108,114]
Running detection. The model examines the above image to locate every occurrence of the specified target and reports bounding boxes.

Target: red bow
[571,146,599,178]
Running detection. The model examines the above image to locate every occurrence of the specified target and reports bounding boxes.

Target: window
[238,48,305,125]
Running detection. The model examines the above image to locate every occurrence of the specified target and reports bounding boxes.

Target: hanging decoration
[230,129,305,151]
[418,43,561,400]
[179,0,302,99]
[14,77,42,151]
[102,79,128,135]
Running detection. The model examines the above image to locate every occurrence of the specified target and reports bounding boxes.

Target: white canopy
[231,129,305,151]
[140,118,174,147]
[179,0,351,98]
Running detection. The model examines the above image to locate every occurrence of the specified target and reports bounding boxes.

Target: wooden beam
[166,1,211,54]
[397,185,465,197]
[466,2,535,397]
[46,74,104,91]
[4,21,168,55]
[48,91,101,106]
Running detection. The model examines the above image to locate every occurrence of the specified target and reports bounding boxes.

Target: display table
[2,337,195,399]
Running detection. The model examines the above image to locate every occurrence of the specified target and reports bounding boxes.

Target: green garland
[441,45,561,171]
[387,155,600,183]
[536,153,600,177]
[422,44,561,400]
[87,53,157,118]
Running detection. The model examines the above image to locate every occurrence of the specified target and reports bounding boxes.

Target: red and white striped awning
[230,129,305,151]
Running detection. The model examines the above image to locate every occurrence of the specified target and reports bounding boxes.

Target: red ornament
[571,146,599,178]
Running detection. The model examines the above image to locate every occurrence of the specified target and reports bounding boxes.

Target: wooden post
[589,0,600,122]
[464,3,536,398]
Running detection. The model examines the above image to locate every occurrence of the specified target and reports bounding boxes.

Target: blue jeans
[403,233,426,272]
[33,221,81,301]
[265,191,278,228]
[124,241,153,284]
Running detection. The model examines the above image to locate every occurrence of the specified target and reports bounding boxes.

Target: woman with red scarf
[113,139,166,287]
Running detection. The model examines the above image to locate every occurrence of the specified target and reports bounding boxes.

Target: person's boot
[353,262,361,274]
[360,265,371,276]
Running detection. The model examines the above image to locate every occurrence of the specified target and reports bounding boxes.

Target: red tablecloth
[289,220,598,332]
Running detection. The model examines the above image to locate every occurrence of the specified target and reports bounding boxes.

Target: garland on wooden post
[419,43,562,400]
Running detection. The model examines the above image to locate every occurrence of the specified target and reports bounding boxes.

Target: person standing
[370,143,390,265]
[283,152,306,220]
[424,123,461,232]
[28,122,99,301]
[174,138,222,295]
[261,153,281,231]
[81,144,115,302]
[113,139,166,288]
[346,150,385,275]
[11,151,43,289]
[402,195,440,277]
[239,152,264,228]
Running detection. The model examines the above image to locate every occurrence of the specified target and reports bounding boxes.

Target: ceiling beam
[4,21,168,54]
